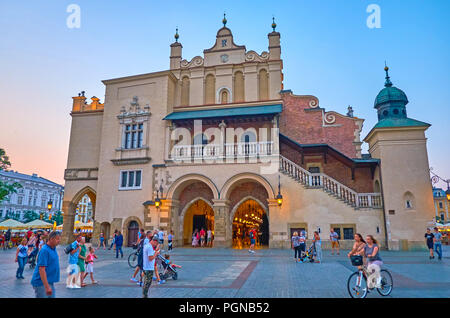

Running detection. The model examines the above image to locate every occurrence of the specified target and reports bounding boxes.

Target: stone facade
[61,19,434,251]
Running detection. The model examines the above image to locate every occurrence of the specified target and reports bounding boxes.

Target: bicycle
[347,255,393,298]
[128,244,139,268]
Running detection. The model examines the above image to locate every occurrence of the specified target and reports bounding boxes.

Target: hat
[152,235,159,241]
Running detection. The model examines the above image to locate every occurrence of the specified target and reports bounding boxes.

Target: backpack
[64,244,73,254]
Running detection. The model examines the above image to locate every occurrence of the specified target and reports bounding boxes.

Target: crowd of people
[191,228,213,247]
[2,223,446,298]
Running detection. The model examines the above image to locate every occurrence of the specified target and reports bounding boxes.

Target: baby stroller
[28,248,38,269]
[300,243,315,263]
[156,254,178,280]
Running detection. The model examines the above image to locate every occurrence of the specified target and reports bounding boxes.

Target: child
[164,254,182,269]
[84,246,98,284]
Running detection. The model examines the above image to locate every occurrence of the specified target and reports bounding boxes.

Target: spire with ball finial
[222,12,227,27]
[272,16,277,32]
[174,27,179,43]
[384,61,393,87]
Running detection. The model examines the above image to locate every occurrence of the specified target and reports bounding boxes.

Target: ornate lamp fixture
[430,168,450,201]
[276,175,283,206]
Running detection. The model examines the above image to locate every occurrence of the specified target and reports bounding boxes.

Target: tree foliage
[0,148,22,202]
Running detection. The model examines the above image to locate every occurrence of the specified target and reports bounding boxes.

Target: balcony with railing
[170,141,275,161]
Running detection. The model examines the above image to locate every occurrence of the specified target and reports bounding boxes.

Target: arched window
[233,71,245,102]
[205,74,215,104]
[181,76,190,106]
[240,130,257,143]
[403,191,415,210]
[221,90,229,104]
[258,69,269,100]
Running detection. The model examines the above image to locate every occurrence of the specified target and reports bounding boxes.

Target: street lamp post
[430,168,450,224]
[47,199,53,220]
[276,175,283,207]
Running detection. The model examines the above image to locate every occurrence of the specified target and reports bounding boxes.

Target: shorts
[137,255,144,269]
[250,239,255,245]
[427,242,433,249]
[67,264,79,276]
[86,263,94,273]
[207,237,211,242]
[331,241,339,248]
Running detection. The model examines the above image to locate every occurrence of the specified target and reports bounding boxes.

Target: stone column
[212,199,231,247]
[92,220,101,245]
[61,201,76,244]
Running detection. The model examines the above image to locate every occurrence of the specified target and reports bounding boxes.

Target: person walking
[158,229,164,248]
[77,237,87,287]
[168,231,173,251]
[192,229,198,248]
[109,230,117,250]
[313,231,322,263]
[4,229,11,249]
[424,228,435,259]
[291,231,301,262]
[298,231,306,261]
[200,228,206,247]
[131,235,145,285]
[15,238,29,279]
[330,228,340,255]
[84,246,98,284]
[142,233,160,298]
[66,235,82,289]
[207,229,212,247]
[115,231,124,258]
[433,227,443,260]
[98,232,106,250]
[248,228,257,254]
[30,231,61,298]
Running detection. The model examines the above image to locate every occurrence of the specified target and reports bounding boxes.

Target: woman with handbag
[348,233,366,268]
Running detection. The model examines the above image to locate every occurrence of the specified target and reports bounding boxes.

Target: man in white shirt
[158,230,164,246]
[142,232,160,298]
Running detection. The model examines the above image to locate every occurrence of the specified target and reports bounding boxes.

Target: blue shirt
[31,244,60,287]
[434,232,442,244]
[68,241,79,264]
[168,234,173,241]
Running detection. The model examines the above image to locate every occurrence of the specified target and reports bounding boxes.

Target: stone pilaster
[268,199,285,248]
[111,218,123,235]
[212,199,231,247]
[61,201,76,244]
[92,220,101,245]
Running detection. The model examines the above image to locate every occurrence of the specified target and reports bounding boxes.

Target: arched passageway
[182,199,214,246]
[231,198,269,249]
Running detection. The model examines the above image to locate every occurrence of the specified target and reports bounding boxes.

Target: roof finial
[223,12,227,27]
[384,61,393,87]
[272,16,277,32]
[174,27,179,42]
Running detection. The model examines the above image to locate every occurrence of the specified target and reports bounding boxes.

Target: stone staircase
[279,155,382,210]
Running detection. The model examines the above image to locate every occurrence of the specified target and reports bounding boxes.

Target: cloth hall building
[62,18,435,250]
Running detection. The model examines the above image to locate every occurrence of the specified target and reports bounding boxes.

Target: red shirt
[27,231,32,239]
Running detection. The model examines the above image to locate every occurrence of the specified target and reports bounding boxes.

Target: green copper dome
[374,66,409,121]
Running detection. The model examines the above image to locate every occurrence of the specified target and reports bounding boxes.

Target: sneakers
[158,280,166,285]
[73,285,81,289]
[137,281,143,286]
[130,277,138,282]
[152,277,157,281]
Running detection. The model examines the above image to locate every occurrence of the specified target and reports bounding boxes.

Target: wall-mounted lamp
[276,175,283,206]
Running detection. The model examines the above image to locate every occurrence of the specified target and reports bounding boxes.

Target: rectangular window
[18,197,23,205]
[343,228,354,240]
[123,123,144,149]
[119,170,142,190]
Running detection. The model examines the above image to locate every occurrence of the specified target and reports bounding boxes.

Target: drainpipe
[377,161,389,250]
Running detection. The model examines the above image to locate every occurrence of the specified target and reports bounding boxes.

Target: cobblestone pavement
[0,245,448,298]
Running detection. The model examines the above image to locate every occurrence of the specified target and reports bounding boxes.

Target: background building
[433,188,449,224]
[0,170,64,222]
[75,194,93,223]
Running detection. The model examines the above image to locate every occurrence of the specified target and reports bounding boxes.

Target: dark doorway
[127,221,139,247]
[193,215,206,233]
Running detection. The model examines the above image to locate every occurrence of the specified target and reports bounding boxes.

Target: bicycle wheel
[376,269,393,296]
[347,272,368,298]
[128,252,138,268]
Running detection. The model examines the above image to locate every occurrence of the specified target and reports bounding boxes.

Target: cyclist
[348,233,366,258]
[364,235,383,288]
